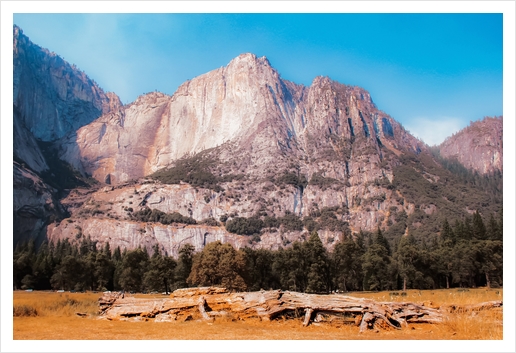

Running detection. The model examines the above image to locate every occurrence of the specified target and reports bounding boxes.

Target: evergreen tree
[332,236,364,292]
[486,214,500,241]
[395,233,419,291]
[118,247,150,292]
[473,239,503,288]
[472,211,487,240]
[374,227,391,256]
[174,244,195,289]
[143,245,177,293]
[305,232,330,293]
[13,240,37,290]
[450,241,475,287]
[441,218,455,245]
[95,250,115,291]
[362,229,393,291]
[50,255,87,291]
[241,248,277,291]
[435,219,456,288]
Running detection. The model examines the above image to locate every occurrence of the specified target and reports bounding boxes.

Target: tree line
[13,210,502,293]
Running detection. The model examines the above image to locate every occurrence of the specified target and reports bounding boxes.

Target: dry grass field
[12,288,503,341]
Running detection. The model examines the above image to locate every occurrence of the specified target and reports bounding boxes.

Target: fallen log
[443,300,503,313]
[97,287,501,332]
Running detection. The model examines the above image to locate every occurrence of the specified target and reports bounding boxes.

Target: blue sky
[12,13,503,146]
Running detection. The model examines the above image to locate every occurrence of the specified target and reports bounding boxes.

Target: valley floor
[11,288,503,343]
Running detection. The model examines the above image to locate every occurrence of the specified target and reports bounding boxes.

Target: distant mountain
[437,116,503,175]
[13,26,503,254]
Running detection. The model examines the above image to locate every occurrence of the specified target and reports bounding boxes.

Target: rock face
[53,52,426,245]
[13,25,121,246]
[438,116,503,175]
[13,25,120,143]
[60,53,423,185]
[13,26,503,254]
[13,162,67,245]
[46,182,341,255]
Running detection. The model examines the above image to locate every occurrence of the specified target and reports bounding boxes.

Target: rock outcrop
[438,116,503,175]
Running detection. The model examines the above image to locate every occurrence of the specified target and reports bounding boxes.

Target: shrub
[132,207,197,225]
[279,213,304,232]
[225,217,264,235]
[309,172,340,190]
[150,153,222,192]
[13,305,38,317]
[277,172,308,190]
[201,218,219,226]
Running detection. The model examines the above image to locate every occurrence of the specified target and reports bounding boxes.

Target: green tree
[436,219,455,288]
[174,243,195,289]
[187,241,247,291]
[143,245,176,293]
[486,213,502,241]
[450,241,475,287]
[332,236,365,292]
[362,228,393,291]
[95,251,115,291]
[13,240,36,289]
[241,248,277,291]
[32,242,54,289]
[472,211,487,240]
[395,233,420,291]
[50,255,87,291]
[305,232,330,293]
[374,227,391,256]
[118,247,150,292]
[473,240,502,288]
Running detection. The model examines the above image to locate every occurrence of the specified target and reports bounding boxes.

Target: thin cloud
[405,117,464,146]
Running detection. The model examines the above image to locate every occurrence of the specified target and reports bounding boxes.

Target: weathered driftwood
[97,287,502,332]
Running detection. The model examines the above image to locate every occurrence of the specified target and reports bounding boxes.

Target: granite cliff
[438,116,503,175]
[13,25,120,245]
[13,27,503,254]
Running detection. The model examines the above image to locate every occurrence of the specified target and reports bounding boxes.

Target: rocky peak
[13,25,120,142]
[57,51,427,187]
[438,116,503,174]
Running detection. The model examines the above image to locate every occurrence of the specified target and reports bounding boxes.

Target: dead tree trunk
[98,287,502,332]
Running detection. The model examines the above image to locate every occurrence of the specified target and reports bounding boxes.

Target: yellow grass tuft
[13,291,100,317]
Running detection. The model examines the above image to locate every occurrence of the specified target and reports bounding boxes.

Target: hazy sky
[13,13,502,146]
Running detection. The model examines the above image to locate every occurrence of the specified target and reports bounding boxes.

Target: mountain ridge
[12,26,503,254]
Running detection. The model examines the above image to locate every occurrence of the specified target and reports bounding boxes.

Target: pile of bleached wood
[98,287,502,332]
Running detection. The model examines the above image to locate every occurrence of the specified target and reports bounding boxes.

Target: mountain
[57,53,423,185]
[437,116,503,175]
[13,25,120,244]
[13,27,503,255]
